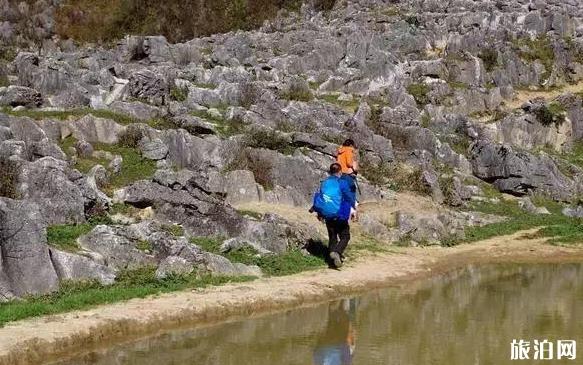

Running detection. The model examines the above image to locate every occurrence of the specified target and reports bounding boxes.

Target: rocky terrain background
[1,0,583,300]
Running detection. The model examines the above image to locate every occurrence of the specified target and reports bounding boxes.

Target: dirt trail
[504,81,583,110]
[1,231,582,365]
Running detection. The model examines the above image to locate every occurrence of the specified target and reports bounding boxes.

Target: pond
[53,263,583,365]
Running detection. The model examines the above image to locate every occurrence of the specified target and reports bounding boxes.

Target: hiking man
[311,163,356,268]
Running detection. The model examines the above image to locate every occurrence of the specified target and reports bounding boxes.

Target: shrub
[0,157,19,199]
[535,102,565,127]
[406,83,430,106]
[478,48,499,72]
[281,84,314,102]
[240,82,260,109]
[118,126,145,148]
[170,85,189,102]
[246,128,293,154]
[225,149,274,190]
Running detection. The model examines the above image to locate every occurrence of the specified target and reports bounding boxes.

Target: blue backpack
[313,177,342,219]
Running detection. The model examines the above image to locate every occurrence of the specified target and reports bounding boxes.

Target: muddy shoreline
[2,232,583,365]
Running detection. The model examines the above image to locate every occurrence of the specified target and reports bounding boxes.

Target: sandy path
[504,81,583,110]
[1,232,583,365]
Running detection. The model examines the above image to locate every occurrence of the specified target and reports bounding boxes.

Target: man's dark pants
[325,218,351,256]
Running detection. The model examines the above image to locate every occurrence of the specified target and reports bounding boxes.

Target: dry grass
[56,0,337,43]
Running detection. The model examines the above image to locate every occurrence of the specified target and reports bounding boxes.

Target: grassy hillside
[55,0,336,43]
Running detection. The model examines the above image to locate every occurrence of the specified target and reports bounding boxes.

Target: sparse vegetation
[514,35,555,82]
[406,83,430,106]
[118,126,145,148]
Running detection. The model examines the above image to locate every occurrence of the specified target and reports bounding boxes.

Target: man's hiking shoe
[330,252,343,268]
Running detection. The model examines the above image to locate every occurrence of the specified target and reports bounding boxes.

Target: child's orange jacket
[336,146,355,174]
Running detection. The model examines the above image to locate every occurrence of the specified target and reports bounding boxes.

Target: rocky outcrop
[0,198,58,298]
[470,140,574,200]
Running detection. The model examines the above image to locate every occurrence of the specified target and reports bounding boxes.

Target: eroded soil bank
[1,232,583,365]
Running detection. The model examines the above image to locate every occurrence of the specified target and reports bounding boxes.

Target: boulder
[139,138,169,160]
[470,140,574,200]
[67,114,125,145]
[171,115,217,135]
[18,157,87,225]
[0,85,42,108]
[109,101,164,121]
[562,205,583,218]
[155,256,194,279]
[224,170,261,204]
[0,198,59,297]
[78,225,157,270]
[49,249,116,285]
[128,69,169,106]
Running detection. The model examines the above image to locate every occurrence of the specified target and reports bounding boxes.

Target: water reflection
[53,264,583,365]
[313,299,357,365]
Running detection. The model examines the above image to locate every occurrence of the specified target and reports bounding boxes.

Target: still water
[55,264,583,365]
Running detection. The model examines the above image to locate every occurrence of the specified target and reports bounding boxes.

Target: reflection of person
[313,299,357,365]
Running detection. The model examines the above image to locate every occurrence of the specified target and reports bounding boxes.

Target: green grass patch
[190,110,246,136]
[319,94,361,113]
[160,224,185,237]
[190,237,326,276]
[236,209,264,220]
[2,108,136,125]
[2,107,173,130]
[60,137,157,191]
[0,266,253,327]
[446,198,582,245]
[47,215,114,252]
[47,224,94,252]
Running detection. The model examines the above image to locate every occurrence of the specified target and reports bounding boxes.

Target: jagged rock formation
[1,0,583,299]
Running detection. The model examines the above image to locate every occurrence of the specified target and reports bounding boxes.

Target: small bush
[0,157,19,199]
[246,128,293,154]
[240,82,261,109]
[170,85,189,102]
[478,48,499,72]
[535,102,565,127]
[118,126,145,148]
[225,149,275,190]
[281,83,313,102]
[406,83,430,106]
